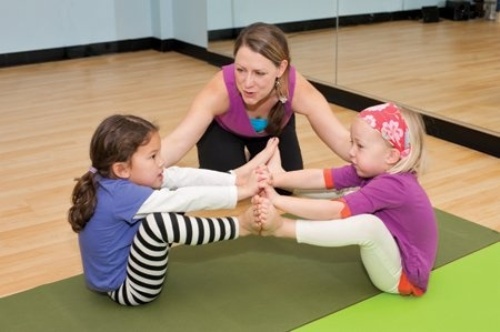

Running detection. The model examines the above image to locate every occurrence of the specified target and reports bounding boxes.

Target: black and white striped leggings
[108,212,238,306]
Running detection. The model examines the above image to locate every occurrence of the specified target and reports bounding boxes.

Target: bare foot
[266,145,285,175]
[252,137,279,166]
[254,195,283,236]
[233,137,279,182]
[238,202,262,236]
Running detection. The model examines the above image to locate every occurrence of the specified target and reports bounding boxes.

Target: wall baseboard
[309,80,499,158]
[0,38,158,68]
[1,17,497,157]
[208,10,423,42]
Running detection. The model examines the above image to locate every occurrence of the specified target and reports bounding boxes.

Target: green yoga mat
[297,242,500,332]
[1,210,498,332]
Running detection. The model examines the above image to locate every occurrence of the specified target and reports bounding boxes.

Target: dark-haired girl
[68,114,275,306]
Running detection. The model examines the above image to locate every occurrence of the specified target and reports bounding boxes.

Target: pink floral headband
[359,103,411,157]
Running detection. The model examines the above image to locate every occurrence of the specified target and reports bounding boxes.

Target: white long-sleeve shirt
[135,167,237,218]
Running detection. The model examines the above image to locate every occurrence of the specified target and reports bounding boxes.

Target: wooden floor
[0,50,498,298]
[209,18,500,136]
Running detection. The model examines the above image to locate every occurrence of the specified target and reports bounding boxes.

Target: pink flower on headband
[359,103,411,157]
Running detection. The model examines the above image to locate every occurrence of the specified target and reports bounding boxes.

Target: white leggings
[296,214,402,293]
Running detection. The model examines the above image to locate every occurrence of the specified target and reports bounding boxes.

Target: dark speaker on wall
[442,1,471,21]
[422,6,440,23]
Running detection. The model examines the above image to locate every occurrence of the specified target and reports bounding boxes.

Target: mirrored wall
[206,0,500,137]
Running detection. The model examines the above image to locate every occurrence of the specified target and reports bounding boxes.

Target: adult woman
[161,22,350,172]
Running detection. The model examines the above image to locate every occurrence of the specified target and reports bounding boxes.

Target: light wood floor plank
[0,51,498,298]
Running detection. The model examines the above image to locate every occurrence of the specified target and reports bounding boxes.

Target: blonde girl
[254,103,438,296]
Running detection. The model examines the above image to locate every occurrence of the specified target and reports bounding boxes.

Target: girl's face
[234,46,284,108]
[349,117,397,178]
[126,131,165,189]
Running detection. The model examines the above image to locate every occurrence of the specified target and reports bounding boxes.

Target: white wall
[206,0,233,31]
[0,0,156,54]
[340,0,444,16]
[232,0,337,27]
[151,0,174,40]
[207,0,337,30]
[172,0,207,48]
[207,0,446,30]
[0,0,445,55]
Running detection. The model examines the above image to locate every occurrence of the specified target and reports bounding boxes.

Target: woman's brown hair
[234,22,291,136]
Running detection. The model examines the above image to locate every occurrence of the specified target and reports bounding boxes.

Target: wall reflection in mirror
[207,0,500,136]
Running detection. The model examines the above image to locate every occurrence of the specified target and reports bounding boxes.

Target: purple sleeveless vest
[215,64,296,138]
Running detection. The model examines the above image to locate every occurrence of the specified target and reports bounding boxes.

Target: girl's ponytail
[68,171,98,233]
